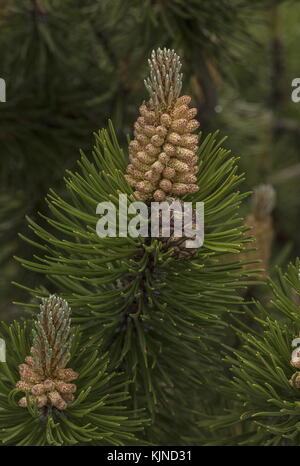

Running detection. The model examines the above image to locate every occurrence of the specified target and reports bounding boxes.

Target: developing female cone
[153,196,200,260]
[125,48,200,202]
[16,295,78,411]
[241,184,276,276]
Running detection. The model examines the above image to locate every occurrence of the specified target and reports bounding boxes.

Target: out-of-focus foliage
[198,260,300,446]
[215,1,300,264]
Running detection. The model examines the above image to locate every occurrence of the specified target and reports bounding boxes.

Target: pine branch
[0,302,148,446]
[201,260,300,445]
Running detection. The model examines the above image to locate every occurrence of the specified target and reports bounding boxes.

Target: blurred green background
[0,0,300,319]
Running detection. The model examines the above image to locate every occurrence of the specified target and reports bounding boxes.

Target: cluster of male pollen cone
[125,48,200,202]
[241,184,276,276]
[16,295,78,411]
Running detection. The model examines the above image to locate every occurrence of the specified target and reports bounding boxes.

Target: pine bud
[237,185,276,276]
